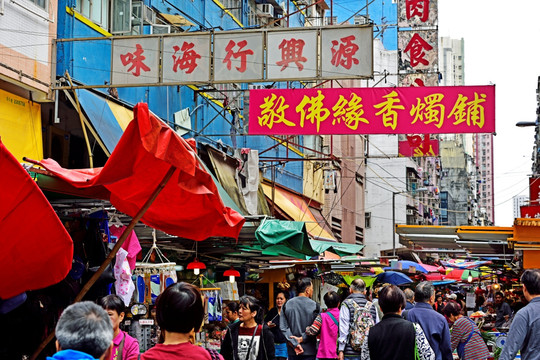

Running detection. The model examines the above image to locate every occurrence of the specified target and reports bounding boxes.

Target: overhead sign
[248,85,495,135]
[520,205,540,218]
[105,25,373,87]
[398,134,439,157]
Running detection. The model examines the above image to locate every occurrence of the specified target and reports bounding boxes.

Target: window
[27,0,47,11]
[77,0,109,28]
[112,0,131,34]
[365,212,371,228]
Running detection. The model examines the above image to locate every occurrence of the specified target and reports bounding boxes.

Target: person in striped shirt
[442,301,489,360]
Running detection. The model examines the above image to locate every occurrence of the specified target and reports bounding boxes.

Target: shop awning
[310,239,363,256]
[396,224,514,258]
[160,13,195,26]
[204,144,271,217]
[30,103,245,241]
[262,183,336,241]
[254,219,319,259]
[0,140,72,299]
[74,89,127,153]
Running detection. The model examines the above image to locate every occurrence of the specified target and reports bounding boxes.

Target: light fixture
[223,267,240,283]
[187,258,206,275]
[492,283,501,291]
[467,274,473,283]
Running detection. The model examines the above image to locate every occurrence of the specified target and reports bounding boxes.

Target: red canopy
[0,141,73,299]
[37,103,245,241]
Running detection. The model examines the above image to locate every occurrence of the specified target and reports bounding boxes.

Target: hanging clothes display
[114,247,135,306]
[108,222,142,271]
[133,229,177,305]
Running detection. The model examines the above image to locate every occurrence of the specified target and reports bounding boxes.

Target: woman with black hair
[226,302,240,324]
[265,291,288,360]
[221,295,275,360]
[99,294,140,360]
[142,282,221,360]
[442,301,489,360]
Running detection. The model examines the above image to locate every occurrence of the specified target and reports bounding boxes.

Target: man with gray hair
[407,282,452,360]
[338,278,378,360]
[404,288,415,310]
[47,301,114,360]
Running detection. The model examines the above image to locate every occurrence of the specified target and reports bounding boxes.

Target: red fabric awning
[0,141,73,299]
[35,103,245,241]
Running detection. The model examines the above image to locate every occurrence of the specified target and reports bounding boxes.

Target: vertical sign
[162,34,211,84]
[267,30,318,80]
[214,32,263,82]
[112,37,160,85]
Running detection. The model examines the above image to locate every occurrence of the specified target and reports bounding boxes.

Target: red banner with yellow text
[248,85,495,135]
[398,134,439,157]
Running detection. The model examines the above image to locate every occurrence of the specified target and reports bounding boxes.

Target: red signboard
[248,85,495,135]
[398,134,439,157]
[530,177,540,205]
[520,205,540,218]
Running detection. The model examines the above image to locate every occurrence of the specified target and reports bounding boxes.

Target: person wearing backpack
[337,279,378,360]
[303,291,341,360]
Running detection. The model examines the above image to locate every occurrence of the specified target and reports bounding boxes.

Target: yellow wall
[0,89,43,162]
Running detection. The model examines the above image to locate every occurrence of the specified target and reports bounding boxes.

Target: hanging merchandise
[108,220,142,271]
[113,247,136,306]
[199,288,223,351]
[133,229,177,305]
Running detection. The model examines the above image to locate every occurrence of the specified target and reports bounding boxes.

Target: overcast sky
[438,0,540,226]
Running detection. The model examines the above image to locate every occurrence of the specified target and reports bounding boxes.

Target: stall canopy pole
[30,165,177,360]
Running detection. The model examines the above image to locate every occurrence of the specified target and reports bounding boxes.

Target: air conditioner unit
[132,1,156,24]
[256,3,273,17]
[406,209,414,216]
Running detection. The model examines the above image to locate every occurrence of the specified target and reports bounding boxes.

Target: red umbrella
[34,103,245,241]
[0,140,73,299]
[29,103,246,359]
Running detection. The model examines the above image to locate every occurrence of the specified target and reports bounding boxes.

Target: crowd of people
[45,269,540,360]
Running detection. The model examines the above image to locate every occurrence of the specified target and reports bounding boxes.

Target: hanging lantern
[223,267,240,283]
[467,274,473,283]
[187,258,206,275]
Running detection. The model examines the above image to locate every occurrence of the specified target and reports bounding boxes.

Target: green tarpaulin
[255,219,318,258]
[310,239,364,256]
[343,275,377,288]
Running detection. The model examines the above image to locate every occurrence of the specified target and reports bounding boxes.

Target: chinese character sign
[248,85,495,135]
[530,177,540,205]
[398,30,437,71]
[163,35,210,84]
[398,0,438,27]
[214,32,263,82]
[112,38,160,85]
[398,134,440,157]
[267,30,317,79]
[520,205,540,218]
[321,27,373,78]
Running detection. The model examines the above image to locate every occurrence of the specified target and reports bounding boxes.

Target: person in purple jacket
[99,294,140,360]
[304,291,341,360]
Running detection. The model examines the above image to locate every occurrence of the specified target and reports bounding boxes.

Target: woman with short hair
[221,295,275,360]
[99,294,140,360]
